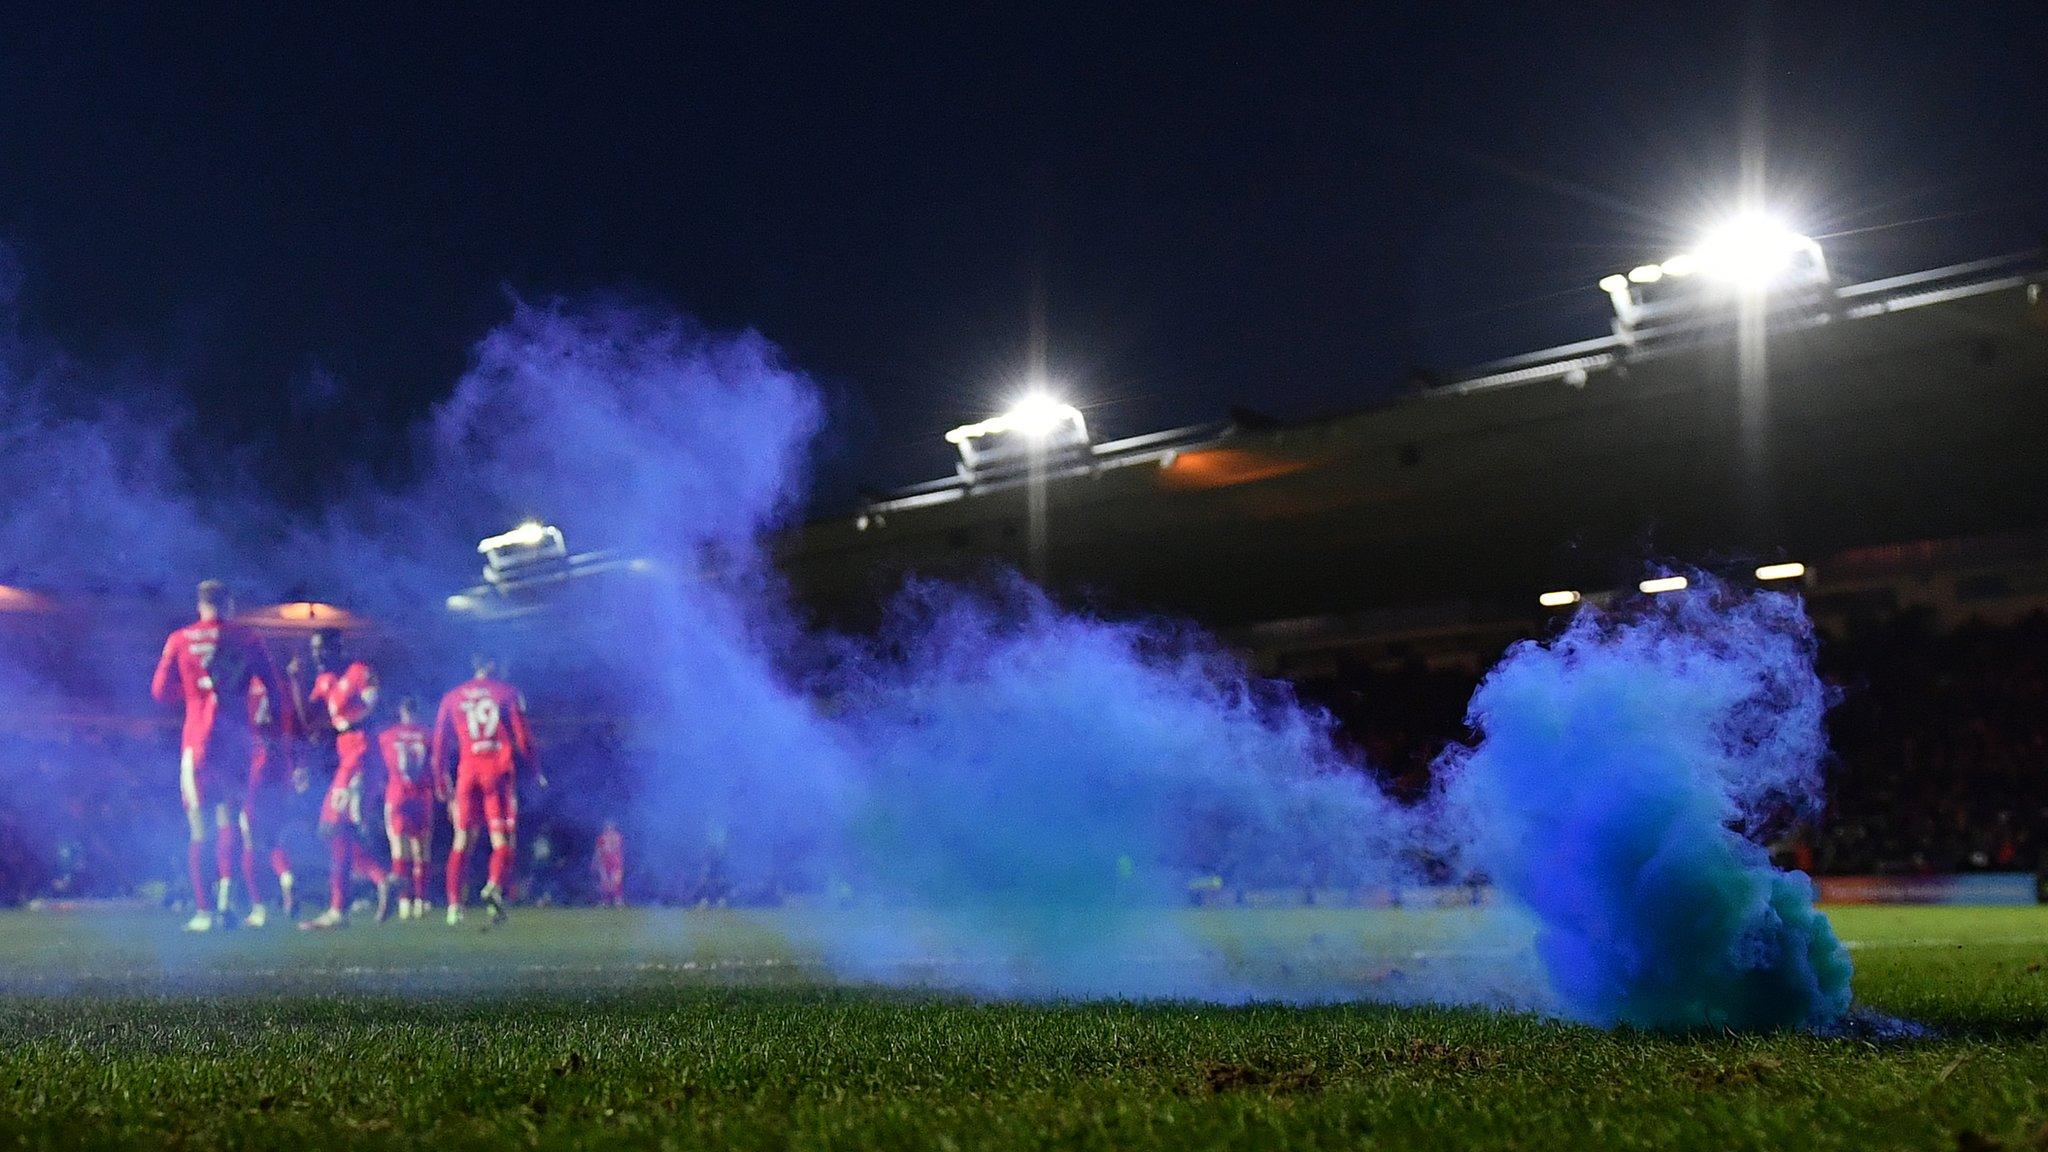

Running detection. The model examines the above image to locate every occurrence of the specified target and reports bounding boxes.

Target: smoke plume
[1432,588,1853,1029]
[0,259,1853,1029]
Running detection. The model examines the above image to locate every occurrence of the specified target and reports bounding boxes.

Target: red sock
[241,844,261,906]
[446,847,466,905]
[411,858,427,902]
[215,823,238,884]
[350,840,388,887]
[189,841,212,912]
[487,845,512,890]
[270,845,291,877]
[328,834,350,911]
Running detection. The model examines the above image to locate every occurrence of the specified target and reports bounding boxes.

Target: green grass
[1,905,2045,1149]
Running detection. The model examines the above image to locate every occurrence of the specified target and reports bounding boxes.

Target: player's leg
[385,806,411,919]
[391,797,430,920]
[271,844,296,918]
[410,811,432,915]
[406,835,428,912]
[302,770,357,928]
[351,819,394,923]
[480,778,515,924]
[180,747,217,931]
[446,775,479,923]
[238,804,266,926]
[213,800,239,921]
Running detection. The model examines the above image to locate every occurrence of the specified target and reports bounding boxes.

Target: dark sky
[2,3,2041,511]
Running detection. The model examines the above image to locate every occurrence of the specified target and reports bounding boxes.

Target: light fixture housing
[945,390,1091,478]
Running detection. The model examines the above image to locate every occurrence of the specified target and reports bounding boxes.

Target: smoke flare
[1434,588,1853,1029]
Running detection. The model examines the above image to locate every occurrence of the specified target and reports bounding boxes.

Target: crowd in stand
[1813,608,2044,875]
[1296,608,2048,877]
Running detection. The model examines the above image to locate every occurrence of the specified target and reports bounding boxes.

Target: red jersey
[152,619,282,750]
[316,661,379,769]
[378,722,433,802]
[432,676,534,782]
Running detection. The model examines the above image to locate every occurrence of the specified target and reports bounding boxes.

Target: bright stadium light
[945,391,1087,447]
[1639,575,1689,595]
[480,520,551,552]
[1658,252,1699,278]
[1755,561,1807,582]
[1005,391,1072,441]
[1538,590,1582,608]
[1690,213,1821,290]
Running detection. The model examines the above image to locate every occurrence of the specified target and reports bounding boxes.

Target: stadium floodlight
[944,389,1091,482]
[478,520,568,588]
[1538,590,1582,608]
[1658,252,1699,278]
[1597,212,1829,331]
[1638,575,1690,595]
[1690,213,1824,290]
[1755,561,1807,582]
[480,520,551,552]
[945,392,1088,448]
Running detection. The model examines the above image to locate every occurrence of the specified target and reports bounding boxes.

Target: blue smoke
[0,253,1855,1028]
[1433,585,1854,1029]
[824,577,1417,996]
[422,298,861,886]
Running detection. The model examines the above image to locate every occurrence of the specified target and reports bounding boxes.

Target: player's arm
[431,696,456,799]
[150,635,179,704]
[510,693,545,789]
[250,635,288,722]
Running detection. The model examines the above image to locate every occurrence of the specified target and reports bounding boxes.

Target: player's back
[156,619,268,742]
[379,722,432,795]
[437,677,529,776]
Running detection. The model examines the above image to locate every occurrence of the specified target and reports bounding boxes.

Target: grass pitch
[0,905,2044,1149]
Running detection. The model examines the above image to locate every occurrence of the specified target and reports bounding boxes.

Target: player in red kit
[593,819,626,907]
[379,696,434,921]
[237,675,299,927]
[300,631,395,928]
[150,579,285,931]
[435,653,543,925]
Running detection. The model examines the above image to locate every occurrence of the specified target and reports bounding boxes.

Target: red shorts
[318,767,364,829]
[179,727,253,814]
[449,770,517,837]
[385,797,433,840]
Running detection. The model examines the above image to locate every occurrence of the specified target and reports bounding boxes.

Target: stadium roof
[778,249,2048,631]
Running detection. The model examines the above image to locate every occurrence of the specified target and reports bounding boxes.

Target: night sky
[2,3,2041,511]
